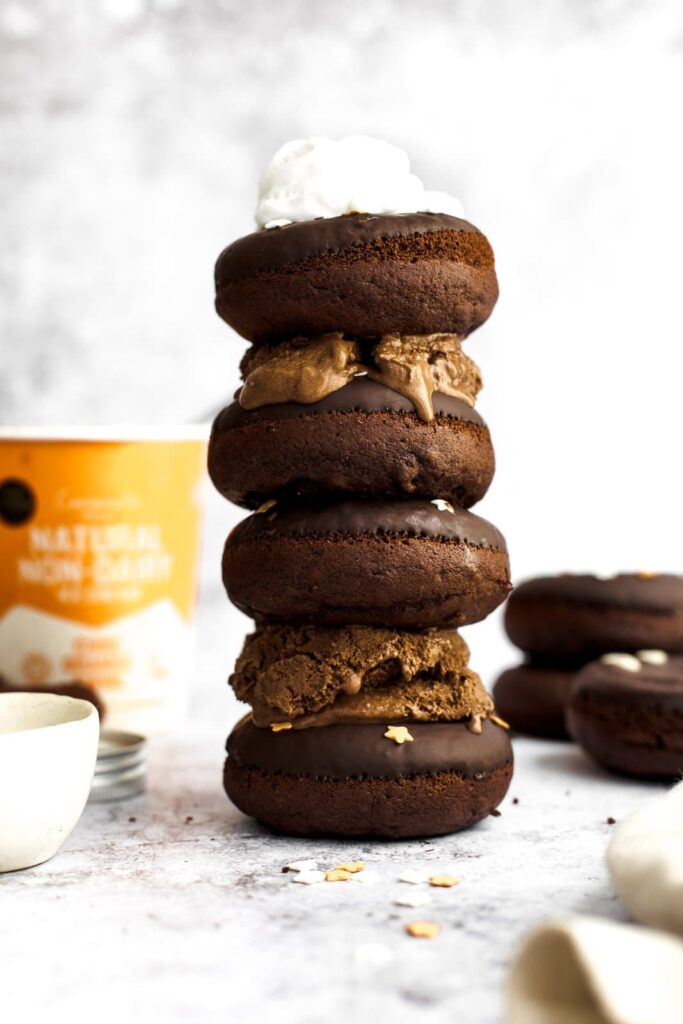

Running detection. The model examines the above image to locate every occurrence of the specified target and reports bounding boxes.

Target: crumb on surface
[490,809,501,817]
[607,816,616,825]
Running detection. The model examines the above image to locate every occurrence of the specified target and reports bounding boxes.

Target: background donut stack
[495,573,683,779]
[208,137,514,838]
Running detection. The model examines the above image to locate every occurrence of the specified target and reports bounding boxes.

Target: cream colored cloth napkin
[506,916,683,1024]
[506,782,683,1023]
[607,781,683,937]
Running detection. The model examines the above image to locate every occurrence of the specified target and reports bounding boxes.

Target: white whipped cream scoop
[255,135,464,228]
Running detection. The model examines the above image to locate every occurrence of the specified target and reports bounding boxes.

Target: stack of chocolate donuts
[209,150,514,837]
[495,573,683,779]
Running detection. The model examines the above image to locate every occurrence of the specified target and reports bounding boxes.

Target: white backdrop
[2,0,683,723]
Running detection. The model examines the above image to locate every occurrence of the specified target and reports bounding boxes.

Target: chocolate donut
[208,379,495,509]
[505,574,683,659]
[567,654,683,780]
[492,663,579,740]
[214,213,498,342]
[222,498,511,628]
[224,716,513,838]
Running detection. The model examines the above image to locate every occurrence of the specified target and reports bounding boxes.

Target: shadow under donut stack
[210,137,513,838]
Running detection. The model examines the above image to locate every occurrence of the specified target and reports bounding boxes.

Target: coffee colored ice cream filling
[227,717,512,780]
[238,332,482,423]
[231,624,492,728]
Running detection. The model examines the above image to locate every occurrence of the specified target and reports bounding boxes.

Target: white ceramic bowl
[0,693,100,872]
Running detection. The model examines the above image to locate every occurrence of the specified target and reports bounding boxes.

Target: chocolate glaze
[510,574,683,616]
[215,378,485,429]
[227,716,512,780]
[573,656,683,711]
[215,213,484,285]
[228,497,507,551]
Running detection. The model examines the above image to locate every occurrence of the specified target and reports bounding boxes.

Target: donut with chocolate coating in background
[567,654,683,780]
[505,574,683,659]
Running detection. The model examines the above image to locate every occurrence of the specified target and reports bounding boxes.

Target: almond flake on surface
[431,498,455,513]
[292,869,325,885]
[325,868,353,882]
[255,499,277,514]
[270,721,292,732]
[283,859,318,873]
[490,714,510,730]
[405,921,440,939]
[467,715,483,734]
[384,725,414,744]
[395,892,431,908]
[333,861,364,873]
[428,874,460,888]
[399,869,430,885]
[637,570,657,579]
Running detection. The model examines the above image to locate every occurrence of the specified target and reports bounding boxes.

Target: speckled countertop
[0,724,657,1024]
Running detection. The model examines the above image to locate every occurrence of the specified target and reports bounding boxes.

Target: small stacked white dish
[0,692,99,873]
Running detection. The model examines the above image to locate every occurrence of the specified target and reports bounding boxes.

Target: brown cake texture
[224,717,513,839]
[215,213,498,342]
[567,655,683,780]
[505,574,683,659]
[493,663,577,741]
[209,379,495,510]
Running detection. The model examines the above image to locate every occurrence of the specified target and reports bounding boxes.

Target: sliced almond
[600,653,641,673]
[283,859,318,873]
[292,870,325,885]
[428,874,460,888]
[333,861,364,873]
[399,869,430,885]
[325,868,353,882]
[405,921,440,939]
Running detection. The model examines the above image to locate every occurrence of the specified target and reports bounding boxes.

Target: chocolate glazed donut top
[510,574,683,616]
[214,378,486,429]
[228,497,507,551]
[573,656,683,711]
[227,716,512,780]
[215,212,492,284]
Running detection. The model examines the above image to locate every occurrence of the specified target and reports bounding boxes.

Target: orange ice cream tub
[0,427,208,735]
